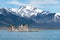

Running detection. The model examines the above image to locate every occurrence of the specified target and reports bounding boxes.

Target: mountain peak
[15,5,43,17]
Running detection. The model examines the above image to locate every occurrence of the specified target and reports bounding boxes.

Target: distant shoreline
[0,27,60,30]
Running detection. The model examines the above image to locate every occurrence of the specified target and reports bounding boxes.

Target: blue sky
[0,0,60,13]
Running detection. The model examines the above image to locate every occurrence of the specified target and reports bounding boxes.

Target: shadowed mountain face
[0,8,37,28]
[0,6,60,28]
[0,8,19,27]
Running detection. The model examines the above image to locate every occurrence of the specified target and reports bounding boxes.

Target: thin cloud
[7,0,26,6]
[7,0,60,8]
[27,0,60,7]
[29,0,60,5]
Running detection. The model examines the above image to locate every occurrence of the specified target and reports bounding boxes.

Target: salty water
[0,30,60,40]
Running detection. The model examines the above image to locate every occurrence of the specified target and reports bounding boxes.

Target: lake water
[0,30,60,40]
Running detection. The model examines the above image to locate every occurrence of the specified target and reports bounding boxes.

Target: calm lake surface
[0,30,60,40]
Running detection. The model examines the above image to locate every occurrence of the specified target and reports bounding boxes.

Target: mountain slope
[0,6,60,28]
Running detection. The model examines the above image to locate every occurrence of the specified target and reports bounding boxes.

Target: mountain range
[0,5,60,28]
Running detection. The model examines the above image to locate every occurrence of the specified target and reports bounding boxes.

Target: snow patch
[10,8,18,12]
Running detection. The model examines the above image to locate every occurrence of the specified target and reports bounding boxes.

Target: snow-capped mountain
[9,6,44,17]
[16,6,50,18]
[0,5,60,28]
[54,13,60,22]
[5,5,51,18]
